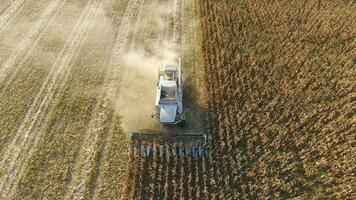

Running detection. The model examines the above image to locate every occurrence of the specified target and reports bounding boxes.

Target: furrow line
[172,0,180,45]
[65,0,144,199]
[108,0,143,77]
[0,0,99,198]
[0,0,26,32]
[87,115,114,200]
[0,0,67,89]
[0,0,93,162]
[127,0,145,48]
[0,0,93,170]
[150,150,159,199]
[6,1,100,197]
[162,146,172,199]
[130,156,141,199]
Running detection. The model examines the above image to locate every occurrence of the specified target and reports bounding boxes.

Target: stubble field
[0,0,206,199]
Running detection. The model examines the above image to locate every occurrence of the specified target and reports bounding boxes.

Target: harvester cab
[130,58,208,159]
[153,58,185,125]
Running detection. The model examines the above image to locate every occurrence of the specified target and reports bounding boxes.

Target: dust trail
[0,0,67,87]
[116,43,179,133]
[145,0,181,198]
[65,0,145,199]
[0,0,26,32]
[0,0,100,198]
[114,0,182,133]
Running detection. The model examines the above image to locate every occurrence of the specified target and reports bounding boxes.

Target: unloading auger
[130,58,208,159]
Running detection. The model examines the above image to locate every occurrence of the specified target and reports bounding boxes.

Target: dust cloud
[111,0,185,133]
[115,42,180,133]
[115,40,180,133]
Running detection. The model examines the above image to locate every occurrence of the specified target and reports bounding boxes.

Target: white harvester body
[130,58,208,159]
[154,58,185,124]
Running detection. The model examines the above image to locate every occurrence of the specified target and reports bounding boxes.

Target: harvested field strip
[64,92,112,200]
[84,118,114,200]
[92,116,130,199]
[0,0,26,31]
[14,92,99,199]
[0,0,98,177]
[63,1,145,197]
[13,2,120,198]
[89,0,148,198]
[0,0,97,161]
[0,0,50,66]
[59,1,124,199]
[108,0,143,68]
[0,0,88,159]
[126,0,145,47]
[0,0,67,88]
[0,1,13,14]
[0,0,101,198]
[129,1,154,48]
[171,0,180,44]
[80,1,133,199]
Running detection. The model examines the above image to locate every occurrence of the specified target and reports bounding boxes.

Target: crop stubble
[0,0,142,199]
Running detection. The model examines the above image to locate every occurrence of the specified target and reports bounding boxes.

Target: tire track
[0,0,67,90]
[65,0,144,199]
[87,115,114,200]
[0,0,99,198]
[172,0,180,45]
[0,0,26,32]
[126,0,145,49]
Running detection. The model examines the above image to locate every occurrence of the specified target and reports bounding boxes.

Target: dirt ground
[0,0,205,199]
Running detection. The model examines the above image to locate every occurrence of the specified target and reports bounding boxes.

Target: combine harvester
[130,58,208,159]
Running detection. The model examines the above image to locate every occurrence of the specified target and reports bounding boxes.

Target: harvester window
[161,86,176,99]
[165,72,175,80]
